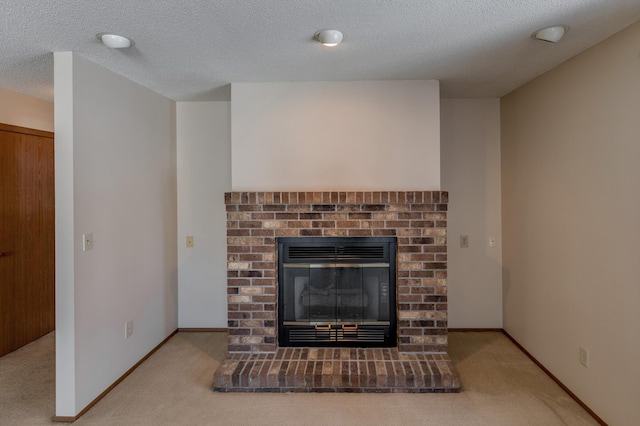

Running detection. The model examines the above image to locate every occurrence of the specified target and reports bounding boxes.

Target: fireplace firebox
[278,237,396,347]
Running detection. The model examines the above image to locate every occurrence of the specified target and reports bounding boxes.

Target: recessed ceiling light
[97,33,132,49]
[314,30,343,47]
[532,25,568,43]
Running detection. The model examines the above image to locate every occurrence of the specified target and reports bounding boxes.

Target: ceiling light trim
[314,30,344,47]
[97,33,133,49]
[532,25,568,43]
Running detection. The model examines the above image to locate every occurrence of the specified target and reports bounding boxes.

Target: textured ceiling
[1,0,639,102]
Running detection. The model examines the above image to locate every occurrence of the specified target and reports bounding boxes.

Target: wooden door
[0,123,55,357]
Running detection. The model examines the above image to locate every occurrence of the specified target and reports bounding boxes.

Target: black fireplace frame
[277,236,397,348]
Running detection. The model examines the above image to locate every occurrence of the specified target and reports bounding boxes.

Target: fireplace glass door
[287,265,390,324]
[278,237,396,347]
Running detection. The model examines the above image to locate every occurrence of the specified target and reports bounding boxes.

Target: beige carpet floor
[0,331,599,425]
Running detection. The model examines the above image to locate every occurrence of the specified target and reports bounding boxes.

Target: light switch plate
[83,233,93,251]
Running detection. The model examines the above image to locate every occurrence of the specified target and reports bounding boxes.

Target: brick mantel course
[224,191,450,354]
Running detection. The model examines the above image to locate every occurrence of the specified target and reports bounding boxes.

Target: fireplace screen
[278,237,396,347]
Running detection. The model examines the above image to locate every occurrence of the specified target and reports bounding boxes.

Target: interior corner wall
[177,102,231,327]
[230,81,441,191]
[0,86,54,132]
[440,98,502,328]
[501,21,640,426]
[54,52,178,417]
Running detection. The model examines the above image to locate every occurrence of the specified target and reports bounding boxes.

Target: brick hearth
[213,347,459,393]
[214,191,460,392]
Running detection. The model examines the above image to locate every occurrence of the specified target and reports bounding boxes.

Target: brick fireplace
[213,191,460,392]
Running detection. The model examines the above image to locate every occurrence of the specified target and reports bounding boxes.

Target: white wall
[441,99,502,328]
[175,82,441,328]
[501,21,640,426]
[54,52,178,417]
[54,52,76,417]
[231,81,440,191]
[176,87,504,331]
[177,102,230,328]
[0,86,53,132]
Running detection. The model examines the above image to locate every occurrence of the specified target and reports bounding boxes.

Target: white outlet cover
[125,320,133,339]
[579,347,589,367]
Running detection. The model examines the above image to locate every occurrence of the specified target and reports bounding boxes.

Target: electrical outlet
[460,235,469,248]
[186,236,194,248]
[489,236,497,247]
[125,320,134,339]
[579,346,589,368]
[83,233,93,251]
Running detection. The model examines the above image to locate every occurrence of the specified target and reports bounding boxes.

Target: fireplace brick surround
[214,191,460,392]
